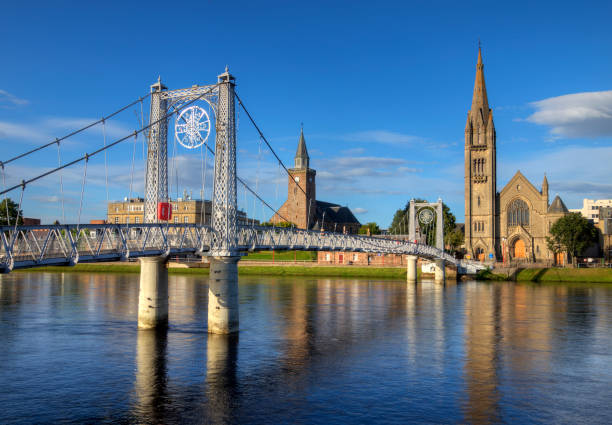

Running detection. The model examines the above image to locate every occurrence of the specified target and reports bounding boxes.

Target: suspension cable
[234,91,308,198]
[102,119,109,205]
[0,84,220,197]
[77,155,89,232]
[57,143,65,224]
[1,164,10,226]
[0,93,152,167]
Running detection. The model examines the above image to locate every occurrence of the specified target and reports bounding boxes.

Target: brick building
[270,128,360,233]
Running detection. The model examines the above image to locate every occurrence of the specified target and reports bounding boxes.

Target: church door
[338,253,344,264]
[513,239,526,259]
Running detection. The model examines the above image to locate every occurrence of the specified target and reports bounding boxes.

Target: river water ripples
[1,272,611,424]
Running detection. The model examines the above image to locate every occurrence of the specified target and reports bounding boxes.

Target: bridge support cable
[234,92,308,199]
[199,133,292,225]
[0,94,151,168]
[0,84,220,198]
[102,120,110,205]
[77,156,89,233]
[1,164,10,226]
[56,144,66,224]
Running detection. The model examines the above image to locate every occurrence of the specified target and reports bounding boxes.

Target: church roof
[548,195,569,213]
[310,200,360,230]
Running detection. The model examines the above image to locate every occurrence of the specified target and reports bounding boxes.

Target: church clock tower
[465,47,497,261]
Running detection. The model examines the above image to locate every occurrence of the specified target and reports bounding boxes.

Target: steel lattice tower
[144,78,169,223]
[211,69,238,256]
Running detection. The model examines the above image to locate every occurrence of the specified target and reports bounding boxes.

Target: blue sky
[1,0,611,226]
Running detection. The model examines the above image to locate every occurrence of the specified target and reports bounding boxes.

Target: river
[0,272,611,424]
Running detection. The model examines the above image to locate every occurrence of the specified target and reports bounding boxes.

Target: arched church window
[477,196,481,207]
[507,199,529,227]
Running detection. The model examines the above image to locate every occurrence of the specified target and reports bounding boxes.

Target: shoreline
[478,267,612,283]
[9,262,612,283]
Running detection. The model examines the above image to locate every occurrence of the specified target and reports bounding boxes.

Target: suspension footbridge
[0,68,484,333]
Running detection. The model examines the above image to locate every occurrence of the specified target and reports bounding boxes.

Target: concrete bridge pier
[407,255,418,282]
[208,256,240,334]
[138,256,169,329]
[434,259,446,282]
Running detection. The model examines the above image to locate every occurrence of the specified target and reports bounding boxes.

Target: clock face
[295,177,300,182]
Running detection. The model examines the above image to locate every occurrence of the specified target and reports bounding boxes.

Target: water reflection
[0,273,611,424]
[134,329,168,423]
[205,334,239,424]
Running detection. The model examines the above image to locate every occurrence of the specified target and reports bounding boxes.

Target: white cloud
[340,130,423,145]
[0,89,28,108]
[526,90,612,138]
[43,117,134,140]
[0,121,49,142]
[353,207,368,214]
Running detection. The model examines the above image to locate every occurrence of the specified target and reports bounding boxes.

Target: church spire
[542,173,549,196]
[294,125,309,169]
[471,46,489,122]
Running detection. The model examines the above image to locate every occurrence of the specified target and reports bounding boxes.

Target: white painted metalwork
[0,223,485,273]
[144,78,169,223]
[409,199,444,250]
[175,106,211,149]
[210,69,238,257]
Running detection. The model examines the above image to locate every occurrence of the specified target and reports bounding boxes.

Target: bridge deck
[0,224,485,273]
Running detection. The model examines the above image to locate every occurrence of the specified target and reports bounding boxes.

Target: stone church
[270,128,361,234]
[464,48,569,263]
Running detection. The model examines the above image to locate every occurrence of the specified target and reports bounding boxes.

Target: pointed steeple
[294,125,309,169]
[542,173,549,194]
[471,46,489,122]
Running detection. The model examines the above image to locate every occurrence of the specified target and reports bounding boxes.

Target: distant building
[596,206,612,261]
[270,128,360,233]
[569,199,612,223]
[107,192,253,225]
[22,218,41,226]
[464,48,569,264]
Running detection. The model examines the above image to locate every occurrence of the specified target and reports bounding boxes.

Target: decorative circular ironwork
[418,208,434,225]
[175,106,211,149]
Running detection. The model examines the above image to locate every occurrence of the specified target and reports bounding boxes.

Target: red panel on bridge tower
[157,202,172,221]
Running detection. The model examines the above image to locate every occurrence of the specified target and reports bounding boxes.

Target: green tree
[446,228,464,252]
[0,198,23,226]
[358,222,381,235]
[546,213,598,267]
[261,221,294,228]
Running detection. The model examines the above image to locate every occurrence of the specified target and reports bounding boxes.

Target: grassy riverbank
[479,267,612,283]
[15,263,410,279]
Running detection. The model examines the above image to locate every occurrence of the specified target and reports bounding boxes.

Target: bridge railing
[236,225,459,265]
[0,223,213,272]
[0,223,482,272]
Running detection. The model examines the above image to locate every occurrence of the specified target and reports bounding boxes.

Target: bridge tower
[138,77,170,330]
[406,199,446,282]
[208,68,240,334]
[144,77,169,223]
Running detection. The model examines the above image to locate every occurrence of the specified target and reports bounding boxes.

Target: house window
[114,217,119,224]
[325,253,330,261]
[353,253,358,261]
[184,216,189,223]
[174,216,179,224]
[135,217,140,224]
